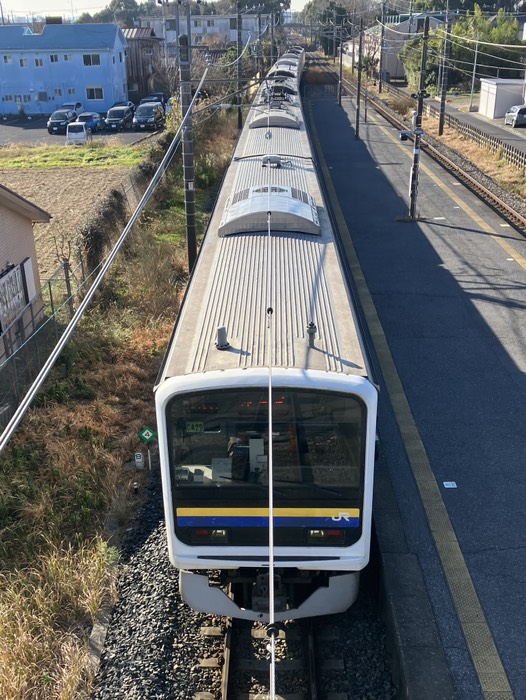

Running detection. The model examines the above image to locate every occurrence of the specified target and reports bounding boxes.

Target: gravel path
[91,470,224,700]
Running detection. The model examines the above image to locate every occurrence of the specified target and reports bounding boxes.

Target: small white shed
[479,78,525,119]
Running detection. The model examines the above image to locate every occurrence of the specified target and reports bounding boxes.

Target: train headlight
[190,528,228,544]
[307,529,345,545]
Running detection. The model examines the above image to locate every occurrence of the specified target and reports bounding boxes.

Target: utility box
[479,79,525,119]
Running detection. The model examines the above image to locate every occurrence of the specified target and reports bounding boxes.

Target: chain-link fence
[0,255,92,429]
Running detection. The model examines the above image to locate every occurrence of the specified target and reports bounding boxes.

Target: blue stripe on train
[177,516,360,528]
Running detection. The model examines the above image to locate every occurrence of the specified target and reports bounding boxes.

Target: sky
[1,0,110,21]
[1,0,308,22]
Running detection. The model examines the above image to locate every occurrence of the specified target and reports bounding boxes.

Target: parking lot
[0,115,153,147]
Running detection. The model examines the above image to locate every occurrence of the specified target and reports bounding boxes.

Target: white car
[60,101,84,116]
[504,105,526,128]
[65,122,92,146]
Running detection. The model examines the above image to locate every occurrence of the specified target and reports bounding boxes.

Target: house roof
[123,27,160,40]
[0,183,51,223]
[0,23,127,51]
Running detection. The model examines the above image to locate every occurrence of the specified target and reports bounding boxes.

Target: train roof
[157,54,368,385]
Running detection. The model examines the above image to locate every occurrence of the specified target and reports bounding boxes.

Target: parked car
[60,101,84,115]
[65,122,92,146]
[139,93,167,110]
[504,105,526,128]
[133,102,166,131]
[76,111,102,132]
[47,109,77,134]
[104,106,134,131]
[111,100,136,114]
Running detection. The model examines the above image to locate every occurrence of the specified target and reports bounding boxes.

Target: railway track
[202,616,352,699]
[91,56,397,700]
[306,55,526,235]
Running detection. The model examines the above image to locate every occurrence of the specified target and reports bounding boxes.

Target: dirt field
[1,166,132,280]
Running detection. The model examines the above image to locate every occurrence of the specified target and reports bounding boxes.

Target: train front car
[155,50,378,621]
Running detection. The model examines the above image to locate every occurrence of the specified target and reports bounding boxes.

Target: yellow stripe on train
[177,507,360,518]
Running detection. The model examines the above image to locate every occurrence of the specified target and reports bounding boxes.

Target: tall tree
[399,6,525,91]
[452,6,524,81]
[89,0,141,27]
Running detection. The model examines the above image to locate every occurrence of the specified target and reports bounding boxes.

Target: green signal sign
[139,426,157,444]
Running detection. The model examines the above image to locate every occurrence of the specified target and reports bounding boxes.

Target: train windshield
[165,388,365,499]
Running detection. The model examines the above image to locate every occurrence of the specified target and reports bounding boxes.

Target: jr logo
[331,512,352,522]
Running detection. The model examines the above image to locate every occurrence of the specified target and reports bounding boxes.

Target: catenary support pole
[179,0,197,271]
[438,13,451,136]
[355,19,363,140]
[408,15,429,221]
[338,26,343,106]
[237,1,243,130]
[378,0,385,93]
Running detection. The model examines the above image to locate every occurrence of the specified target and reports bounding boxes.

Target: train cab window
[166,388,366,496]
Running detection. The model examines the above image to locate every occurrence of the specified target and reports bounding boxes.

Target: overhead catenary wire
[405,41,526,73]
[0,68,209,457]
[212,32,253,68]
[400,40,525,81]
[376,17,526,51]
[265,198,277,697]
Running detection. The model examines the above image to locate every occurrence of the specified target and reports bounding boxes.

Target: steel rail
[304,620,319,700]
[220,619,232,700]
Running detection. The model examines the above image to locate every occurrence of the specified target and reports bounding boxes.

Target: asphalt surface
[0,114,153,146]
[308,90,526,699]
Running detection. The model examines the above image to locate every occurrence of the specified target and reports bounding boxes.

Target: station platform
[306,89,526,700]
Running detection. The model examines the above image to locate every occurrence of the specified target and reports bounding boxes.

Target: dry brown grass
[0,110,238,699]
[0,243,179,700]
[424,117,526,198]
[0,538,118,700]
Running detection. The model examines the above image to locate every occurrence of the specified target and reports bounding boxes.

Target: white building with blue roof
[0,23,128,118]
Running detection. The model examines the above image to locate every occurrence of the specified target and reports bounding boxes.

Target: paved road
[0,115,157,146]
[309,90,526,699]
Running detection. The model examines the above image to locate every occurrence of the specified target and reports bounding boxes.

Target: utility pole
[237,1,243,129]
[179,0,197,271]
[469,33,479,113]
[332,5,337,62]
[338,25,343,106]
[355,19,363,140]
[408,15,429,221]
[378,0,385,93]
[256,7,263,76]
[351,0,356,73]
[438,12,451,136]
[271,10,275,65]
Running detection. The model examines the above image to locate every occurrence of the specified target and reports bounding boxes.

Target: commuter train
[154,48,378,621]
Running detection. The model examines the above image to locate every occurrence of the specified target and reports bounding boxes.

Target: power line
[0,73,208,456]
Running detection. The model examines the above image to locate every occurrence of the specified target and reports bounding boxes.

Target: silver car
[504,105,526,128]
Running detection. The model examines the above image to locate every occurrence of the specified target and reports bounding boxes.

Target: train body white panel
[154,49,378,620]
[179,571,360,622]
